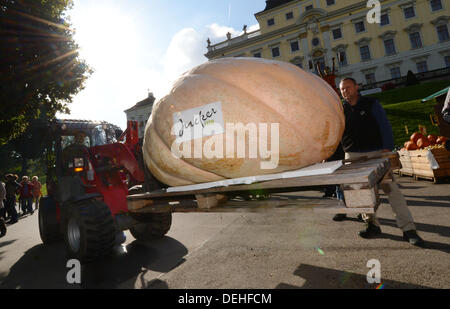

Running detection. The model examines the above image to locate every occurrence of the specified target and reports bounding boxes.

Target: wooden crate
[397,150,414,176]
[409,148,450,182]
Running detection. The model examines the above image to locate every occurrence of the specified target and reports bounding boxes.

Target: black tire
[130,213,172,241]
[0,218,6,238]
[62,199,117,262]
[39,197,62,244]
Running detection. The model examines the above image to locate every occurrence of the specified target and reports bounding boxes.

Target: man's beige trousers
[345,151,416,232]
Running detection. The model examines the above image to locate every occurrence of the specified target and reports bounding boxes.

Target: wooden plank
[130,197,363,214]
[127,159,390,201]
[127,158,390,214]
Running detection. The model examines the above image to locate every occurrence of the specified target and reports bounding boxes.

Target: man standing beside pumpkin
[338,78,424,247]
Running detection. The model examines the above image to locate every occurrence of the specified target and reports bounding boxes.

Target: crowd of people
[0,174,42,226]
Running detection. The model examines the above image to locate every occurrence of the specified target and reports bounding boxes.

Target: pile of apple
[403,133,448,151]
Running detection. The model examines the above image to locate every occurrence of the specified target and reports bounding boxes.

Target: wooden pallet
[397,148,450,183]
[127,157,392,215]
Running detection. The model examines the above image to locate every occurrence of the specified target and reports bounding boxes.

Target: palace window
[271,47,280,58]
[253,52,262,58]
[384,39,396,55]
[390,67,401,79]
[355,21,366,33]
[437,24,449,42]
[360,45,371,61]
[286,12,294,20]
[416,61,428,73]
[332,28,342,40]
[430,0,443,11]
[305,5,313,11]
[326,0,335,6]
[380,13,390,26]
[403,6,416,19]
[267,18,275,26]
[312,37,320,46]
[338,51,348,67]
[290,41,300,52]
[365,73,376,85]
[445,56,450,68]
[409,32,423,49]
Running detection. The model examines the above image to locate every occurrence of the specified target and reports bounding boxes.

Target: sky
[63,0,265,129]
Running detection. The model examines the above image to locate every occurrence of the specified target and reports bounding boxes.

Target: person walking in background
[0,180,6,237]
[4,174,20,224]
[31,176,42,210]
[18,176,26,215]
[19,176,34,215]
[0,180,6,220]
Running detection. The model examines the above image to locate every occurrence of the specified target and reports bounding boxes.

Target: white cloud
[62,22,259,129]
[158,22,260,94]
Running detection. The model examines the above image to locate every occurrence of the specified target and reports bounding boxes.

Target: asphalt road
[0,175,449,289]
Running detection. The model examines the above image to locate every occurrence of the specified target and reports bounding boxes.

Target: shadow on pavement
[144,278,169,289]
[0,239,19,263]
[0,236,187,289]
[377,218,450,254]
[276,264,433,289]
[378,218,450,238]
[379,197,450,209]
[81,237,188,289]
[397,185,427,190]
[405,194,450,202]
[0,239,18,249]
[334,217,450,253]
[0,242,68,289]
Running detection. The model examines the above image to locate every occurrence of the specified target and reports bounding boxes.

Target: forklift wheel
[39,197,62,244]
[63,199,116,262]
[130,213,172,241]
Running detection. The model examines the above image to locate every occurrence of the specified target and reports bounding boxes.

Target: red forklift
[39,119,171,262]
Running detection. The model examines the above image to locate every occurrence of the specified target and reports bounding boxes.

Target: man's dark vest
[342,96,383,153]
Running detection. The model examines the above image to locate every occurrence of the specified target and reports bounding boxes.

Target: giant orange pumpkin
[143,58,345,186]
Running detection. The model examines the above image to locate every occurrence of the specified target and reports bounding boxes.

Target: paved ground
[0,175,449,289]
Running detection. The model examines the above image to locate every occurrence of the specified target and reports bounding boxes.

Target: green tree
[0,105,51,176]
[0,0,92,145]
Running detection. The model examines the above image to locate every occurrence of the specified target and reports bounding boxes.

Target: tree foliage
[0,0,92,145]
[0,104,52,176]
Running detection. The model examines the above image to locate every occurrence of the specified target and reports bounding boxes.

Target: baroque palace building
[205,0,450,88]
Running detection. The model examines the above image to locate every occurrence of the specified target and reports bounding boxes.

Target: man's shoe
[333,214,347,222]
[359,223,382,239]
[403,230,425,247]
